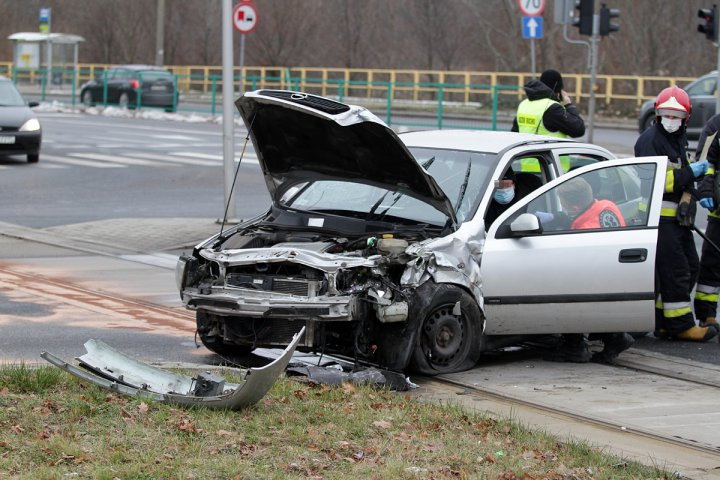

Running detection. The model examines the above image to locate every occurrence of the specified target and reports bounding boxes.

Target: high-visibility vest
[516,98,569,138]
[517,98,570,173]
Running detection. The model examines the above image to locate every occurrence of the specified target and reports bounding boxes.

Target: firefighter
[634,86,718,342]
[694,113,720,330]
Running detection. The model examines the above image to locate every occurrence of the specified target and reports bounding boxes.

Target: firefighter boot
[700,317,718,328]
[591,333,634,364]
[674,324,719,342]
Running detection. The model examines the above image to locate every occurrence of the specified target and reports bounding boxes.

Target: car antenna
[217,113,257,246]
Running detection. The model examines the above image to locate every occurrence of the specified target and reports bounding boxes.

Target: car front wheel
[196,311,253,357]
[118,92,129,109]
[641,114,654,133]
[410,284,484,375]
[81,90,93,106]
[27,153,39,163]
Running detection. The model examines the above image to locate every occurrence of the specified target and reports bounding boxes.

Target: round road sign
[233,3,258,34]
[517,0,545,16]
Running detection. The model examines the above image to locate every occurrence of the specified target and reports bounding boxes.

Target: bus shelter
[8,32,84,87]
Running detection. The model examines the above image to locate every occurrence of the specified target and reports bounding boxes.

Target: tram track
[4,227,720,476]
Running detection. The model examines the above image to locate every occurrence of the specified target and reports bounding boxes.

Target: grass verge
[0,365,671,479]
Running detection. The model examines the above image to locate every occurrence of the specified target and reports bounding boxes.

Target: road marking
[172,151,259,164]
[36,163,67,169]
[151,134,201,141]
[69,152,167,167]
[123,152,217,167]
[40,153,126,168]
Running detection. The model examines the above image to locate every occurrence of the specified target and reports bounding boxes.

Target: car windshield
[283,147,496,226]
[0,82,26,106]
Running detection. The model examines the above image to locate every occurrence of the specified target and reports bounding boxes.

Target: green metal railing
[11,67,522,131]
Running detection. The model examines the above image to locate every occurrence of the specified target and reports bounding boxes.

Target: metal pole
[715,41,720,116]
[587,14,599,143]
[46,13,52,89]
[238,34,245,96]
[221,0,236,220]
[530,38,536,78]
[155,0,165,66]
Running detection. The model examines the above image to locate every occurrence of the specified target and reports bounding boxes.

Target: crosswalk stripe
[124,152,217,167]
[171,151,259,164]
[40,153,126,168]
[37,163,67,169]
[70,152,166,167]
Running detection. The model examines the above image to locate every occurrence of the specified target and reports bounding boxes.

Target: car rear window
[138,71,173,82]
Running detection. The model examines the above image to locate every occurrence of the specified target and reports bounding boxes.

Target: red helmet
[654,86,692,121]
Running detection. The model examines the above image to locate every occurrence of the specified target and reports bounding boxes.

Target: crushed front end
[177,221,434,370]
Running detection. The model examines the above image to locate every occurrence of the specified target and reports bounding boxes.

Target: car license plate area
[151,85,168,92]
[0,136,15,144]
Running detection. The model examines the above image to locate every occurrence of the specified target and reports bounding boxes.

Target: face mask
[493,186,515,205]
[661,117,682,134]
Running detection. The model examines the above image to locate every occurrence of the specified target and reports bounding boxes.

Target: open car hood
[236,90,457,226]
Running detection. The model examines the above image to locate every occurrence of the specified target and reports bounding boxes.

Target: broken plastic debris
[40,328,304,410]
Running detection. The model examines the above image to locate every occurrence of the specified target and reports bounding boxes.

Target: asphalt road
[0,112,270,227]
[0,112,717,364]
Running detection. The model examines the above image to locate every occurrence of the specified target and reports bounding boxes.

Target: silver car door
[480,156,666,335]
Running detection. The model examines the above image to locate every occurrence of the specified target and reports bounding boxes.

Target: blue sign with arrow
[522,16,543,39]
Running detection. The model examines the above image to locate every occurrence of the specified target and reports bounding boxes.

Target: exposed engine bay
[177,218,449,371]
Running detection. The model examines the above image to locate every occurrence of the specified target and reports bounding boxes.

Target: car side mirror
[509,213,542,236]
[28,101,39,108]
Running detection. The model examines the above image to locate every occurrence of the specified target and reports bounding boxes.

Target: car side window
[686,76,716,96]
[497,163,656,236]
[561,153,607,174]
[509,154,550,184]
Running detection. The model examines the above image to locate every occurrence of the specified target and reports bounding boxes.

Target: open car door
[480,156,667,335]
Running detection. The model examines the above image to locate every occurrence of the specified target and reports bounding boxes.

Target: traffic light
[572,0,594,36]
[698,6,718,42]
[599,4,619,36]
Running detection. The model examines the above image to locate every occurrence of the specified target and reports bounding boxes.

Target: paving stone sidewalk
[0,218,224,253]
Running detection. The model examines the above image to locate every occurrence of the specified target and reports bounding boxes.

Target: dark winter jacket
[511,79,585,138]
[634,122,695,219]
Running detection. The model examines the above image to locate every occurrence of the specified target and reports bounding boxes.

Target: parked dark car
[638,71,718,140]
[0,76,41,163]
[79,65,179,112]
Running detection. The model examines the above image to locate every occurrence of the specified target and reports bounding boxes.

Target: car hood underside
[235,90,456,225]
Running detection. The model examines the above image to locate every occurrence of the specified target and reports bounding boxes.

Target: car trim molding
[484,292,655,305]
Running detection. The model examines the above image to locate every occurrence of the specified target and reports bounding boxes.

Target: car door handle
[619,248,647,263]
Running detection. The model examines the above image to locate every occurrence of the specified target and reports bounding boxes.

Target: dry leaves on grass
[173,414,203,434]
[372,419,392,429]
[0,387,10,395]
[9,425,24,434]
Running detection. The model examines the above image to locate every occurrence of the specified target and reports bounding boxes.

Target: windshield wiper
[454,159,472,214]
[366,156,435,221]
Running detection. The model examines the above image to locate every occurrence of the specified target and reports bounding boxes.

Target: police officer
[634,86,718,342]
[512,69,585,139]
[694,113,720,330]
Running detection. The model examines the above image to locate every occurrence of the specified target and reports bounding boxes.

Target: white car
[176,90,667,374]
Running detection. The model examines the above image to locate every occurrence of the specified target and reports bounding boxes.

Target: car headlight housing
[19,118,40,132]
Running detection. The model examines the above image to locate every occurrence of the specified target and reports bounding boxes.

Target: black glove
[676,193,697,227]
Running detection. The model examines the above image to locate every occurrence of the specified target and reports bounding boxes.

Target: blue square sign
[522,16,543,39]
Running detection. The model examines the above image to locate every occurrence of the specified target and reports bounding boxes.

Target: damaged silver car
[176,90,670,374]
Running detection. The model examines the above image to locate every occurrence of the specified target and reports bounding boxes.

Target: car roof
[111,64,170,72]
[399,129,577,154]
